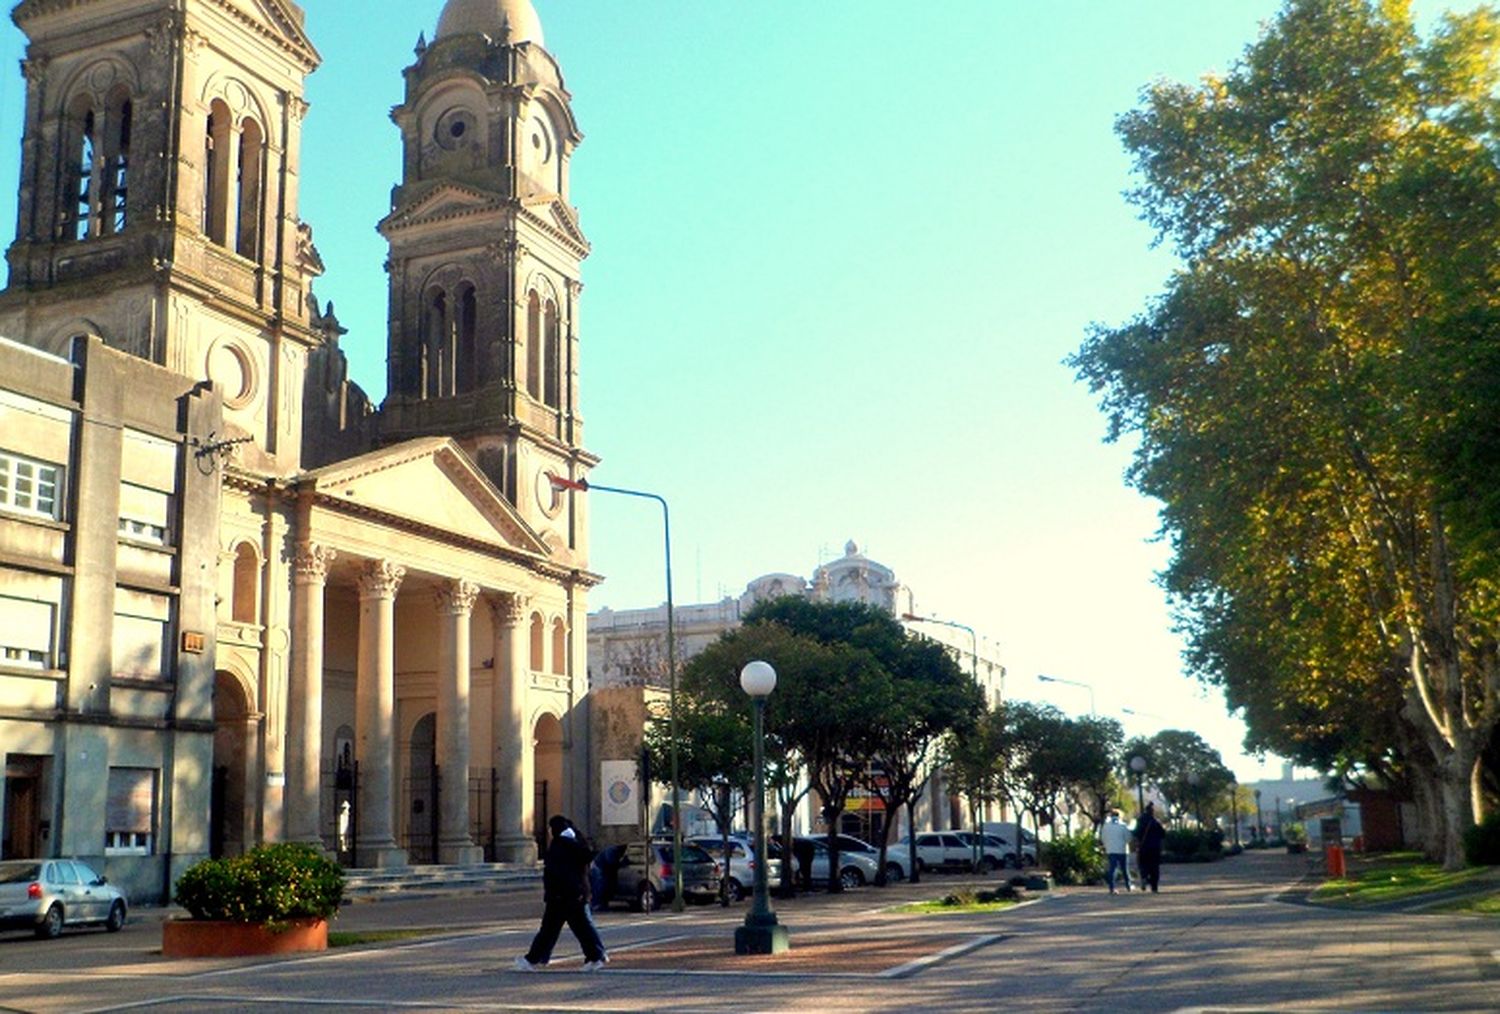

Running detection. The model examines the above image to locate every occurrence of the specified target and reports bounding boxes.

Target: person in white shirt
[1099,809,1133,894]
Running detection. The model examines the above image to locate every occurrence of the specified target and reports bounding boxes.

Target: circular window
[206,339,257,410]
[435,108,477,151]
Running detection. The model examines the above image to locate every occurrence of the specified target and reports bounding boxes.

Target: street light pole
[1254,789,1263,843]
[735,661,789,955]
[1037,673,1096,716]
[550,474,684,911]
[901,612,982,855]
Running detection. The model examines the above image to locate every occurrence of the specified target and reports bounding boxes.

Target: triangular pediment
[216,0,319,61]
[381,183,504,232]
[302,438,549,557]
[520,192,590,250]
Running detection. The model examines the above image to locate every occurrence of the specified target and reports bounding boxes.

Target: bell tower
[1,0,324,475]
[379,0,595,546]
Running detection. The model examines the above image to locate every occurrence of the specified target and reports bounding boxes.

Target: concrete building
[587,542,1007,844]
[0,0,597,900]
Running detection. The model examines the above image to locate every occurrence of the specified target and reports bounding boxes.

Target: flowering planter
[162,917,328,958]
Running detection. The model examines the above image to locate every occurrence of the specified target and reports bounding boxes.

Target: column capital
[292,543,337,585]
[490,591,530,627]
[357,560,406,600]
[436,579,481,616]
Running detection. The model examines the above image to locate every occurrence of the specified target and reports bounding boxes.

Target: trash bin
[1324,844,1346,878]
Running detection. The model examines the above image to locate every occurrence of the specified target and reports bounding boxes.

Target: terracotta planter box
[162,917,329,958]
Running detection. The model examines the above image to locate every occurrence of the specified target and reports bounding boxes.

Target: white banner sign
[600,760,639,826]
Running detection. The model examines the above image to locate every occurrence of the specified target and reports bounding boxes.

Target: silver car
[687,836,786,899]
[793,836,880,888]
[0,859,128,939]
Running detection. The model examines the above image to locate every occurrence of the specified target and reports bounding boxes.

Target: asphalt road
[1,850,1496,1013]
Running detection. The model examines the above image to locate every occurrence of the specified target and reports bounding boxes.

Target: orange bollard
[1325,844,1346,878]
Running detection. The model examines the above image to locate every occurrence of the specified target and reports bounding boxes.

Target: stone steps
[341,862,542,900]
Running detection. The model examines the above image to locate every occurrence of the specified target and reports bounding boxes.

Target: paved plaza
[0,850,1496,1013]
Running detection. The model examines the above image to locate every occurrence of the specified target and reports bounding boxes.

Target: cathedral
[0,0,596,902]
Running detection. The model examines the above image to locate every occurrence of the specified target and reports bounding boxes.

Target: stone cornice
[15,0,320,70]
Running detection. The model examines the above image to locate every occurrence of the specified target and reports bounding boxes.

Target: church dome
[436,0,544,46]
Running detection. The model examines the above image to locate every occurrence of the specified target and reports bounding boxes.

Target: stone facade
[0,0,597,899]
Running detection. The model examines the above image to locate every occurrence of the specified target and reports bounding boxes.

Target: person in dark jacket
[1133,802,1167,893]
[515,816,607,971]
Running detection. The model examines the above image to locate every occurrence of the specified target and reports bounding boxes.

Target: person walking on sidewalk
[1133,802,1167,894]
[515,816,608,972]
[1100,809,1133,894]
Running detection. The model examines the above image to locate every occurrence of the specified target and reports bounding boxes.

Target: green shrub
[175,843,344,925]
[1044,832,1104,886]
[1463,815,1500,866]
[1165,828,1224,861]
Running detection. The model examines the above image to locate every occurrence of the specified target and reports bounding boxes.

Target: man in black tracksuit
[516,815,607,971]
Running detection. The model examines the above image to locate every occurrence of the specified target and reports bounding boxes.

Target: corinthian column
[286,543,335,846]
[491,592,536,863]
[437,579,484,864]
[356,560,408,868]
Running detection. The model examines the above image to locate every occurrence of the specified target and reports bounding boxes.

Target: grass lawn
[1434,890,1500,917]
[1311,852,1496,907]
[893,889,1020,915]
[328,928,445,947]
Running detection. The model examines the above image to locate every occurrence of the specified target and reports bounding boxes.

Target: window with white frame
[0,450,62,520]
[117,482,171,545]
[0,596,55,670]
[105,767,156,855]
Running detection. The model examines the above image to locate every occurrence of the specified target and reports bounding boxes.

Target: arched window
[235,117,263,259]
[204,100,232,245]
[550,619,566,676]
[526,291,542,399]
[456,284,477,394]
[424,289,449,399]
[529,613,545,672]
[64,96,96,243]
[102,92,131,235]
[543,299,561,409]
[231,543,259,624]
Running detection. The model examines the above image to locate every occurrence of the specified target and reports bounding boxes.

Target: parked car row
[586,827,1034,914]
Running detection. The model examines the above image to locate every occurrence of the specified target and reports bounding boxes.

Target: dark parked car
[591,841,719,912]
[0,859,127,939]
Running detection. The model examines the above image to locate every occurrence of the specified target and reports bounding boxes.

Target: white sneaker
[513,956,541,972]
[582,958,608,972]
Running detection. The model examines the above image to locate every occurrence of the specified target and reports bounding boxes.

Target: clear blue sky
[0,1,1468,781]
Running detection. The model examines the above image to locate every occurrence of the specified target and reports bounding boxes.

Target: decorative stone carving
[292,543,336,585]
[21,57,48,83]
[146,18,177,60]
[491,591,528,626]
[436,579,481,615]
[357,560,406,599]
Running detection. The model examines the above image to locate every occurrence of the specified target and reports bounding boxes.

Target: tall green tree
[743,598,903,892]
[861,633,985,884]
[1072,0,1500,866]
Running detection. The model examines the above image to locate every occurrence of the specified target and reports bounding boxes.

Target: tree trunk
[907,797,921,885]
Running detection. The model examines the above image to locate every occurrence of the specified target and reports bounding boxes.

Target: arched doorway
[405,712,437,863]
[532,713,563,854]
[211,671,256,857]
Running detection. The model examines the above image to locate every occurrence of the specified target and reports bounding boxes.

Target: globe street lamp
[1129,755,1147,815]
[735,660,790,955]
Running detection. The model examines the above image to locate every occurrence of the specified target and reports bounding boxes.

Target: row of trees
[1071,0,1500,866]
[645,598,985,890]
[647,597,1240,889]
